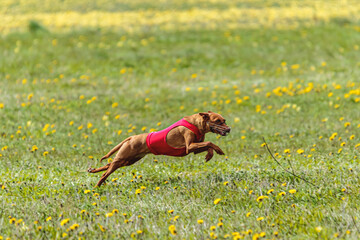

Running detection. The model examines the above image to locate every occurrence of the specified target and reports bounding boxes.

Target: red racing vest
[146,118,204,157]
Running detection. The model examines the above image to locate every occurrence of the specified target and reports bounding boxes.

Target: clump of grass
[28,20,49,33]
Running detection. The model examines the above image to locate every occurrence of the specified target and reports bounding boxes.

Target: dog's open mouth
[220,131,228,136]
[218,129,230,136]
[210,125,230,136]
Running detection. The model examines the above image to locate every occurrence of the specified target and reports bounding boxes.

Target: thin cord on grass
[262,137,317,188]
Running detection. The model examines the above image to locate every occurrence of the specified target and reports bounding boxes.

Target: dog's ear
[199,112,210,121]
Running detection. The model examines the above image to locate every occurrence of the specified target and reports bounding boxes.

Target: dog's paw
[87,167,95,173]
[205,148,214,162]
[205,154,213,162]
[214,148,225,155]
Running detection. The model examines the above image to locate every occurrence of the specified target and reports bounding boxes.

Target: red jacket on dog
[146,119,204,156]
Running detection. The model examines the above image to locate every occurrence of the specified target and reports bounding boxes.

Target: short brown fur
[88,111,230,187]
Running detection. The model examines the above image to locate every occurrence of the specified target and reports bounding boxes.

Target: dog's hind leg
[95,157,143,187]
[91,133,150,187]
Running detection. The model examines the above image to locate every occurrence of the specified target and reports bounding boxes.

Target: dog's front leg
[183,132,224,159]
[186,141,225,156]
[193,147,214,162]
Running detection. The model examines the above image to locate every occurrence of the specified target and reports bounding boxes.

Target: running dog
[88,111,230,187]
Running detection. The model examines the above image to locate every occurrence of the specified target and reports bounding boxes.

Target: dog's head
[199,111,231,136]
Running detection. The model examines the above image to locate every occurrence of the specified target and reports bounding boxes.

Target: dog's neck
[183,114,209,135]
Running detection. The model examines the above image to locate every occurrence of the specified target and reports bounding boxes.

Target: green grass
[1,2,360,239]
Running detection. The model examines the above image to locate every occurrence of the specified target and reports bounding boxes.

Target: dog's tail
[100,138,130,162]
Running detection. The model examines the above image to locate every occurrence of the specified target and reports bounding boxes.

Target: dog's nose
[226,127,231,133]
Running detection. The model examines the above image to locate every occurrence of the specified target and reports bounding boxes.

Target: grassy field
[1,0,360,239]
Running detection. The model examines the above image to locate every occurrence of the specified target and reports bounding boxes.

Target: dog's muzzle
[209,123,231,136]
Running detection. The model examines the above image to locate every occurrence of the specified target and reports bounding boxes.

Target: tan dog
[88,111,230,187]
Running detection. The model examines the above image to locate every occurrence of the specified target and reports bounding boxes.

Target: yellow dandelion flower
[99,224,106,232]
[168,225,177,235]
[214,198,221,205]
[256,195,268,202]
[289,189,297,194]
[197,219,204,224]
[297,149,304,154]
[70,224,79,230]
[256,217,264,221]
[60,218,70,226]
[246,212,251,217]
[278,192,286,196]
[291,64,300,69]
[315,226,322,232]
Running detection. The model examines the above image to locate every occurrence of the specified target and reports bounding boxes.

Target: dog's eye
[216,120,221,124]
